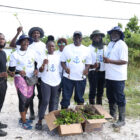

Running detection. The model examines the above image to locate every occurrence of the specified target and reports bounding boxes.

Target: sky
[0,0,140,41]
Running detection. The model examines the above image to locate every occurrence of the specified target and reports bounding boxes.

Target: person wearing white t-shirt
[60,31,92,109]
[54,38,67,110]
[8,35,38,130]
[10,27,46,120]
[35,40,61,130]
[88,30,106,105]
[103,26,128,128]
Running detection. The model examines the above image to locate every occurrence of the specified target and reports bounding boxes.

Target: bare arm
[10,26,23,48]
[83,64,90,75]
[103,57,127,65]
[61,62,70,74]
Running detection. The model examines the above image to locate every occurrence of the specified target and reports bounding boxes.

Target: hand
[83,69,88,76]
[17,26,23,34]
[43,59,48,65]
[19,71,26,77]
[0,72,8,78]
[9,71,15,77]
[94,63,100,68]
[65,68,70,74]
[34,70,38,76]
[103,57,111,63]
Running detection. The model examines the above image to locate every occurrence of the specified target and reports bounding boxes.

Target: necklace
[17,50,27,56]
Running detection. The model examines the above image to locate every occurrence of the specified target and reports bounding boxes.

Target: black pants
[88,71,105,100]
[17,89,32,112]
[0,79,7,112]
[39,81,59,120]
[60,77,86,108]
[106,79,126,107]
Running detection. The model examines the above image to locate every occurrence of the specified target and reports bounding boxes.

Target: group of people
[0,25,128,137]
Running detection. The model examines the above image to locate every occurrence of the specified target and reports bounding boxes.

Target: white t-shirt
[28,41,46,56]
[88,45,106,72]
[55,50,63,76]
[61,43,92,81]
[37,53,61,86]
[9,48,37,78]
[29,41,46,77]
[105,40,128,81]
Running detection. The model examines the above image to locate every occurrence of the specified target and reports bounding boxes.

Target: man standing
[88,30,106,105]
[60,31,92,109]
[28,27,46,120]
[0,33,8,137]
[103,26,128,128]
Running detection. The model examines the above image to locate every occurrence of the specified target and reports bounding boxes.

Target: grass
[124,65,140,117]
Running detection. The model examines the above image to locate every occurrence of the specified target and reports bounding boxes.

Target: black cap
[73,31,82,37]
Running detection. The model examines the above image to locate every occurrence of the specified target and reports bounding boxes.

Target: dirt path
[0,83,140,140]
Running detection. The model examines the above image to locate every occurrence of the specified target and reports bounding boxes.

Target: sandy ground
[0,82,140,140]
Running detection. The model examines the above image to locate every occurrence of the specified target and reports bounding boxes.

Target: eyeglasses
[58,42,66,46]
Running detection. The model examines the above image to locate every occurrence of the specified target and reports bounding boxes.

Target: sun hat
[16,35,33,45]
[28,27,44,38]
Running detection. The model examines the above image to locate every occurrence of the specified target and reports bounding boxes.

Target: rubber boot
[96,96,102,105]
[113,106,125,128]
[109,103,117,120]
[89,99,95,105]
[0,130,7,137]
[29,100,35,120]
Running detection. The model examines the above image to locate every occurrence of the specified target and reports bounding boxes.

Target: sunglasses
[58,42,66,46]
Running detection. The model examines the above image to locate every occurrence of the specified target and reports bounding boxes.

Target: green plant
[54,109,84,125]
[79,105,104,120]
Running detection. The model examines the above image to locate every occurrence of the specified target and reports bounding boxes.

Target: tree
[125,16,140,33]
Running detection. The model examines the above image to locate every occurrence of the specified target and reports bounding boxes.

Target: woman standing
[9,35,38,130]
[35,40,61,130]
[54,38,67,110]
[10,27,46,120]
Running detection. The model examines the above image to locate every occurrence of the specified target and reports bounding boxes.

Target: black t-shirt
[0,50,7,73]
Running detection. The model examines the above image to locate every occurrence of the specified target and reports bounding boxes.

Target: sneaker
[35,123,42,130]
[19,119,33,125]
[0,122,7,129]
[21,122,32,130]
[0,129,7,137]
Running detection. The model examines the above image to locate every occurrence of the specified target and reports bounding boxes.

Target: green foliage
[84,114,104,120]
[82,36,92,46]
[123,16,140,65]
[118,23,123,29]
[126,16,140,33]
[54,109,84,125]
[78,105,104,120]
[40,36,48,44]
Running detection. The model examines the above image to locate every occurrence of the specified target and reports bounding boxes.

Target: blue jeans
[61,77,86,108]
[106,79,126,107]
